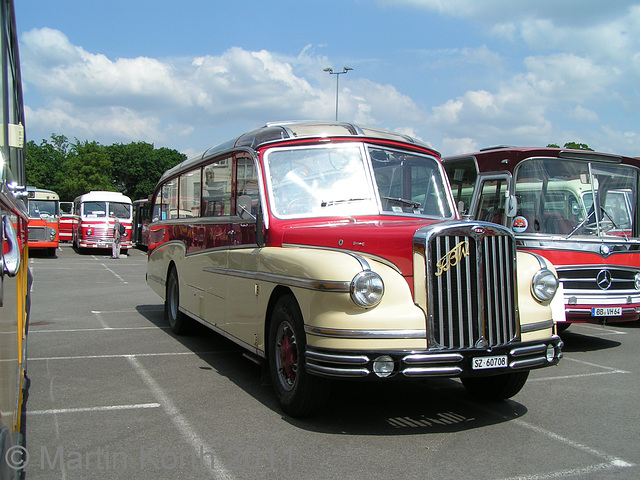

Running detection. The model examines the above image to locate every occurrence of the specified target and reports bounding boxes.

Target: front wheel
[268,295,330,417]
[165,267,192,335]
[461,371,529,401]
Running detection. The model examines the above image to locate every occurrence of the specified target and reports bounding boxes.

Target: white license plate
[472,355,508,370]
[591,307,622,317]
[97,242,108,248]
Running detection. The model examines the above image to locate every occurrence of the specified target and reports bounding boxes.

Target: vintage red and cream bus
[0,0,31,477]
[443,147,640,330]
[147,121,563,417]
[26,186,59,255]
[58,201,76,243]
[72,190,133,254]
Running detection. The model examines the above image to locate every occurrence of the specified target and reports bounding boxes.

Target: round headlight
[531,268,559,303]
[350,271,384,308]
[634,272,640,290]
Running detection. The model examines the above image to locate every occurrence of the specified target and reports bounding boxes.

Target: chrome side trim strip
[305,326,426,339]
[520,319,554,333]
[203,267,350,292]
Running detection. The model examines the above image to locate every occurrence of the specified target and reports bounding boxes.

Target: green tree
[108,142,185,200]
[547,142,593,151]
[26,133,185,200]
[55,140,114,200]
[563,142,593,151]
[26,134,69,189]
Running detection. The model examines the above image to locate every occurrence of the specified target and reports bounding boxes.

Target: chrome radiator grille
[424,224,519,349]
[28,226,46,241]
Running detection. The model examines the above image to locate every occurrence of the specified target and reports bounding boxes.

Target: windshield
[513,158,639,238]
[109,202,132,219]
[265,143,453,219]
[28,199,58,218]
[83,202,106,217]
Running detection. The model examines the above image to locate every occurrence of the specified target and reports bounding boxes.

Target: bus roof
[26,186,59,200]
[159,121,439,184]
[443,147,639,173]
[74,190,132,203]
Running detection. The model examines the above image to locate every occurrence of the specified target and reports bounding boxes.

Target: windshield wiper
[382,196,421,209]
[566,207,628,240]
[321,198,370,207]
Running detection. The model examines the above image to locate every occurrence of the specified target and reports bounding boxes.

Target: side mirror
[236,195,255,220]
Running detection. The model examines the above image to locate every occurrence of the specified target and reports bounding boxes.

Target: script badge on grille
[435,241,470,277]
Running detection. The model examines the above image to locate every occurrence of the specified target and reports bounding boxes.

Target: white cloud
[441,137,478,156]
[20,27,433,150]
[569,106,599,122]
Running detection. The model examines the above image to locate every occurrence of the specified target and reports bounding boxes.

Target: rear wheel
[461,371,529,401]
[165,267,192,335]
[268,294,330,417]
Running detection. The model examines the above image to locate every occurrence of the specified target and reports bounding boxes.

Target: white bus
[72,191,133,254]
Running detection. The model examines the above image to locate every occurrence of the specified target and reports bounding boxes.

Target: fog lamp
[546,345,556,362]
[373,355,394,378]
[634,272,640,290]
[87,228,93,236]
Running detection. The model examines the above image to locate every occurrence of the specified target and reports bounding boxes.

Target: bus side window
[236,157,259,216]
[202,158,232,217]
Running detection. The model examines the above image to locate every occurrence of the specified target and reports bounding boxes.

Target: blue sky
[15,0,640,158]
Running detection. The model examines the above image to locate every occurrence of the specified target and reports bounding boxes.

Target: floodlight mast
[324,66,353,121]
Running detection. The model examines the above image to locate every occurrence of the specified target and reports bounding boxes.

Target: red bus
[0,0,31,476]
[146,121,563,417]
[58,201,76,243]
[26,186,59,255]
[72,191,133,254]
[444,147,640,330]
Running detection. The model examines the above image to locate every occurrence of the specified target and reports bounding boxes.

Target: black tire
[557,322,571,333]
[268,294,330,417]
[461,371,529,401]
[165,267,192,335]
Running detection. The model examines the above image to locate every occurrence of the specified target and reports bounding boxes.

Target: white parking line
[571,324,629,335]
[99,261,127,283]
[530,370,629,382]
[496,418,634,479]
[29,403,161,415]
[125,355,235,480]
[28,351,226,361]
[30,326,170,333]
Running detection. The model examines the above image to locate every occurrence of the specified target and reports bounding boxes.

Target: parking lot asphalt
[21,243,640,479]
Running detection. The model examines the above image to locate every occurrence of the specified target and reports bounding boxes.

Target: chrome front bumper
[305,335,563,379]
